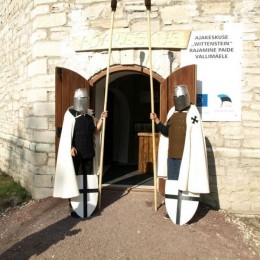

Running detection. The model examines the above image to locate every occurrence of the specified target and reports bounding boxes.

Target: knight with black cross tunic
[150,85,210,223]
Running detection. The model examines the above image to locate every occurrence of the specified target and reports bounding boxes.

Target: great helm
[174,85,190,111]
[73,88,89,114]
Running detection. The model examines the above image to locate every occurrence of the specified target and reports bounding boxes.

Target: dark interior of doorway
[102,73,160,187]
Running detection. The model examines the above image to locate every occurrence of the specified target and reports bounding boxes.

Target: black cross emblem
[165,190,200,224]
[191,116,198,124]
[79,175,98,218]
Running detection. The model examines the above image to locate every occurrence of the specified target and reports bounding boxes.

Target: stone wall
[0,0,259,214]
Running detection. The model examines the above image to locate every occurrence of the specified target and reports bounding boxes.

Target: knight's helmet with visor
[73,88,89,115]
[174,85,190,111]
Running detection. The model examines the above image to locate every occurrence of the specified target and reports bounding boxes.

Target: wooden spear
[145,0,158,211]
[98,0,117,210]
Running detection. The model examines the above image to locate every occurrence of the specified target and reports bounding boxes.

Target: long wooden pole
[98,1,117,210]
[145,0,157,212]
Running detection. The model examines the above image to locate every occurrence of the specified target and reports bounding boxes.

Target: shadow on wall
[201,137,220,209]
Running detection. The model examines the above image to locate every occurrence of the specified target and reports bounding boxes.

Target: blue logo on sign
[217,94,232,106]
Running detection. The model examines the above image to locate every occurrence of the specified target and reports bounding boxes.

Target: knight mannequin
[53,88,108,202]
[150,85,209,222]
[70,88,107,176]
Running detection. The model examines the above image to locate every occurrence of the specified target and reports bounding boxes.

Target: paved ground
[0,189,259,260]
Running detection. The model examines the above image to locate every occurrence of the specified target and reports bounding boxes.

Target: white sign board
[181,27,242,121]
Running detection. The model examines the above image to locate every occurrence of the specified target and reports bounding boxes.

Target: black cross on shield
[79,175,98,218]
[165,190,200,224]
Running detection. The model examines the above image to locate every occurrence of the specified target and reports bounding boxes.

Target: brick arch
[89,65,164,86]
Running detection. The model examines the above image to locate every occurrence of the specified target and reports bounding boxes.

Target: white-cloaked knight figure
[150,85,210,225]
[53,88,108,218]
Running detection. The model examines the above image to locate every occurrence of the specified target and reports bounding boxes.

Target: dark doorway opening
[102,73,160,186]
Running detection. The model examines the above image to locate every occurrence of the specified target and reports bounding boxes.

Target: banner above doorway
[73,30,191,52]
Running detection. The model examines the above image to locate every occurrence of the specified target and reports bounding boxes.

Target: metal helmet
[174,85,190,111]
[73,88,89,114]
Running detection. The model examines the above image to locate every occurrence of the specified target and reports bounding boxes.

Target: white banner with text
[181,27,242,121]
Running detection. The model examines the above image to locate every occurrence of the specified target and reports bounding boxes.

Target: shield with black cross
[165,180,200,225]
[70,175,98,218]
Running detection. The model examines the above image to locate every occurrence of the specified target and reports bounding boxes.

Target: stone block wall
[0,0,259,214]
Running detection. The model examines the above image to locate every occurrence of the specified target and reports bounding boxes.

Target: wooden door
[160,64,197,122]
[55,67,91,156]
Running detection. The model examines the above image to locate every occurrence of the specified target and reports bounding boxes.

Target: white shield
[165,180,200,225]
[70,175,98,218]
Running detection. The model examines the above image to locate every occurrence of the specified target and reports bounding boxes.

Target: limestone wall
[0,0,259,215]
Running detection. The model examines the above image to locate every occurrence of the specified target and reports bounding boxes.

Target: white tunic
[157,105,210,194]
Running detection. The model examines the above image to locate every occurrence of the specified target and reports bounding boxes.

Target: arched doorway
[93,71,160,184]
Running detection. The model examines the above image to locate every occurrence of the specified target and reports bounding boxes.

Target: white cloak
[157,105,210,194]
[53,108,101,199]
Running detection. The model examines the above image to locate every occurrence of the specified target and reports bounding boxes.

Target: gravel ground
[0,189,259,260]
